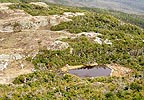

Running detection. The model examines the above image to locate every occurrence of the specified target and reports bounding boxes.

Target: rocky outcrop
[63,12,85,17]
[94,37,103,45]
[47,40,69,50]
[0,3,86,84]
[0,60,34,84]
[77,32,101,38]
[106,64,131,77]
[0,3,85,33]
[104,39,112,45]
[77,32,112,45]
[0,3,85,84]
[0,62,8,71]
[0,13,80,32]
[0,3,13,10]
[30,2,49,8]
[0,54,25,71]
[0,54,25,61]
[49,15,72,26]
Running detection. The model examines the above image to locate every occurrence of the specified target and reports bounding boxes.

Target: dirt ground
[0,29,74,84]
[0,3,75,84]
[0,60,33,84]
[0,30,72,54]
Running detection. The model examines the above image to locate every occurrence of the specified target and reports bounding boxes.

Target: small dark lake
[69,65,111,77]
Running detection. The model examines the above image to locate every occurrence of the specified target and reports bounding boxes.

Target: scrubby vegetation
[31,36,143,71]
[0,0,20,2]
[0,0,39,3]
[4,72,144,99]
[9,3,84,16]
[0,66,143,99]
[0,2,144,100]
[8,2,144,29]
[51,12,143,35]
[81,7,144,28]
[0,35,143,99]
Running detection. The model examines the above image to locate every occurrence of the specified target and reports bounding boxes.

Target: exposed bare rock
[50,15,61,26]
[0,30,72,56]
[0,5,84,32]
[77,32,101,38]
[0,60,33,84]
[18,16,49,30]
[0,3,13,10]
[104,39,112,45]
[0,4,84,32]
[94,37,103,44]
[0,25,13,32]
[30,2,49,8]
[0,62,8,71]
[47,40,69,50]
[106,64,131,77]
[63,12,85,17]
[76,32,113,45]
[0,3,85,84]
[49,15,72,26]
[0,54,11,61]
[0,54,25,61]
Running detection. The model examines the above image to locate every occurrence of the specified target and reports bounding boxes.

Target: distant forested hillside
[0,0,19,2]
[1,0,144,28]
[0,0,39,3]
[1,0,144,15]
[80,7,144,28]
[42,0,144,15]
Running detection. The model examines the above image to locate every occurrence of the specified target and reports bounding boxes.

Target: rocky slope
[0,2,85,84]
[0,2,143,100]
